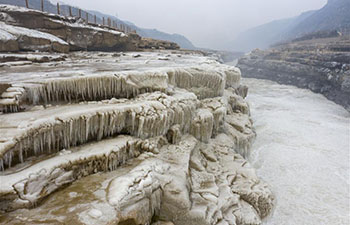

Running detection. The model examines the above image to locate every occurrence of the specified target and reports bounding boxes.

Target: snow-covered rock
[0,28,18,52]
[0,51,239,113]
[0,21,69,53]
[0,4,181,52]
[0,4,132,51]
[107,133,273,225]
[0,51,274,225]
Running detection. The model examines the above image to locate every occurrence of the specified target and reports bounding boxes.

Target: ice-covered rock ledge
[0,51,274,225]
[0,4,180,53]
[0,51,238,113]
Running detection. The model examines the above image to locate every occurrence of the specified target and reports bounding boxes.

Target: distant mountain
[227,17,297,53]
[285,0,350,39]
[0,0,196,50]
[229,0,350,52]
[88,10,196,50]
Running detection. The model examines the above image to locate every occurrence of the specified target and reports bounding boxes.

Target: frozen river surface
[244,78,350,225]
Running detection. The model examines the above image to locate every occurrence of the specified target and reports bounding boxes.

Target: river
[243,78,350,225]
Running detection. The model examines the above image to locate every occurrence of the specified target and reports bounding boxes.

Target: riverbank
[237,36,350,111]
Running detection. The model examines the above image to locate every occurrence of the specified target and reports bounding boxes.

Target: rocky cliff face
[0,0,196,50]
[0,5,179,53]
[237,36,350,111]
[0,51,274,225]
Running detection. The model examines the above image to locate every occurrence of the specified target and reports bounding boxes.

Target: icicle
[85,117,90,141]
[19,142,23,163]
[40,133,44,154]
[8,151,13,168]
[97,113,104,141]
[0,159,4,172]
[51,129,56,151]
[33,137,38,155]
[131,111,136,131]
[23,138,28,158]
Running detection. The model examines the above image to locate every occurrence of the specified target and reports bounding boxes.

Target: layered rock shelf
[0,51,236,112]
[237,35,350,111]
[0,51,274,225]
[0,4,180,53]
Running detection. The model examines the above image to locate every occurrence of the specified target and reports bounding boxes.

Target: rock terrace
[0,50,274,225]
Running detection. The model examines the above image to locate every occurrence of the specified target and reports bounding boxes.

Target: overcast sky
[59,0,327,49]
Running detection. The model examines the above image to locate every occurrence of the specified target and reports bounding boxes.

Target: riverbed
[244,78,350,225]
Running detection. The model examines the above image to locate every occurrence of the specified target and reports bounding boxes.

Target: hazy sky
[59,0,327,49]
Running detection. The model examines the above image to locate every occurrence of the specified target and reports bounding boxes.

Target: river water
[243,78,350,225]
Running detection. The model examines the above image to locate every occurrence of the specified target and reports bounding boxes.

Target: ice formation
[0,136,164,211]
[0,51,273,225]
[0,52,240,113]
[0,90,198,170]
[106,134,273,225]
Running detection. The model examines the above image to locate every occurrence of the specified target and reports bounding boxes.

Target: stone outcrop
[0,4,136,52]
[0,52,66,63]
[0,21,69,53]
[138,37,180,50]
[0,25,18,52]
[237,35,350,111]
[0,4,179,52]
[0,51,274,225]
[107,134,272,225]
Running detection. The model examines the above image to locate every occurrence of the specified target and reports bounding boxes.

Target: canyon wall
[237,36,350,111]
[0,4,179,53]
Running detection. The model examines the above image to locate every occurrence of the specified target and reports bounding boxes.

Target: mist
[58,0,327,49]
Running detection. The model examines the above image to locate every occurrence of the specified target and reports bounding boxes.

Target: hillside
[229,0,350,52]
[88,10,196,50]
[0,5,181,53]
[0,0,196,49]
[228,17,295,53]
[285,0,350,39]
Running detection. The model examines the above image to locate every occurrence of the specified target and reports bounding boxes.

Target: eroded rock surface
[138,37,180,50]
[106,134,273,225]
[0,21,69,53]
[0,4,180,53]
[0,4,135,52]
[0,51,273,225]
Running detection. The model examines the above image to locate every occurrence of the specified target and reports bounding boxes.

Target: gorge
[0,2,349,225]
